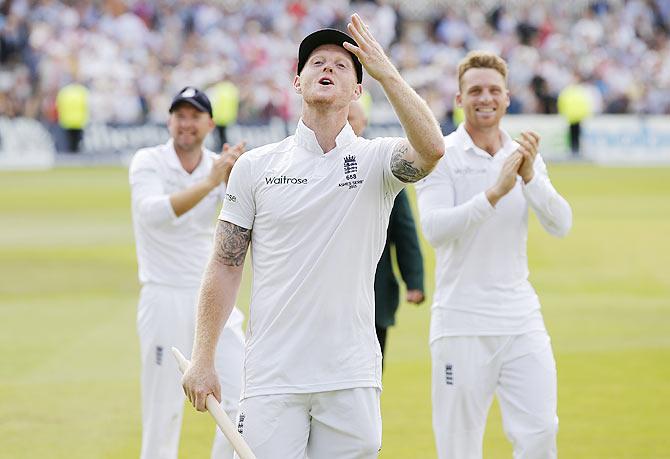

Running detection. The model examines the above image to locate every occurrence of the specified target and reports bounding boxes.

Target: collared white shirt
[220,120,404,398]
[129,140,225,287]
[416,123,572,342]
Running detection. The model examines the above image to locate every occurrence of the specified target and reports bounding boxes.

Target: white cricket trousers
[235,388,382,459]
[137,284,245,459]
[431,331,558,459]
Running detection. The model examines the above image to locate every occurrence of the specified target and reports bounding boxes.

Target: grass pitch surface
[1,164,668,458]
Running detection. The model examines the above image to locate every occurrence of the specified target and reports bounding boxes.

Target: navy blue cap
[297,29,363,84]
[169,86,213,117]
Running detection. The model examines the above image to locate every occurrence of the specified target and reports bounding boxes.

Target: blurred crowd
[1,0,669,126]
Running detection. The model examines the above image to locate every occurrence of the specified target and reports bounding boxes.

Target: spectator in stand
[56,81,89,153]
[210,80,239,151]
[1,0,670,124]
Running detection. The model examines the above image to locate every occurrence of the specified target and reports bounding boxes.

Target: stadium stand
[0,0,669,136]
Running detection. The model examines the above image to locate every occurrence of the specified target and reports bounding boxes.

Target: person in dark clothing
[531,75,558,114]
[348,100,426,365]
[374,189,425,360]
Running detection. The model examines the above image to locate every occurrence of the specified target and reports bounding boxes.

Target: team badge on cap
[180,88,196,98]
[169,86,213,117]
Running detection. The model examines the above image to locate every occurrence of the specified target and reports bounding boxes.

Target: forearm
[190,259,243,367]
[421,192,494,247]
[169,177,218,217]
[485,185,508,207]
[344,13,442,176]
[191,220,250,365]
[396,240,424,290]
[399,262,424,291]
[393,200,424,289]
[523,177,572,237]
[180,217,250,412]
[379,73,444,167]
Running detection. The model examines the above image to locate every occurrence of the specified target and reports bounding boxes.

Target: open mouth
[319,77,334,86]
[178,133,197,141]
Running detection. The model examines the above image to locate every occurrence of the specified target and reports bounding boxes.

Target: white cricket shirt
[416,124,572,342]
[129,140,226,287]
[219,120,404,398]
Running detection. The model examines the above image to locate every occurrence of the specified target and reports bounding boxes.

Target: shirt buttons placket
[487,154,496,181]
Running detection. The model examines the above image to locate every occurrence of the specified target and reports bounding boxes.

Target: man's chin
[174,140,198,151]
[473,115,500,127]
[306,93,347,109]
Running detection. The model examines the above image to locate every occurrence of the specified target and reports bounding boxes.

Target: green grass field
[1,164,669,458]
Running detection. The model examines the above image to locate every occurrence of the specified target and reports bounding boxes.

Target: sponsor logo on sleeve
[226,193,237,202]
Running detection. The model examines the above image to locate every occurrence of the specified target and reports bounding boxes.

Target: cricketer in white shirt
[182,19,445,459]
[130,136,245,459]
[416,50,572,459]
[132,140,236,287]
[417,123,572,339]
[221,120,403,398]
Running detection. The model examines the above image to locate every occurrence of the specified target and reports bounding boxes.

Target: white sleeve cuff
[474,191,496,214]
[149,195,178,225]
[521,173,541,193]
[219,211,253,230]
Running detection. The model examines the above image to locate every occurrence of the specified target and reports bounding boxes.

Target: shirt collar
[294,119,357,154]
[165,139,211,176]
[500,129,519,156]
[455,123,519,158]
[164,139,181,168]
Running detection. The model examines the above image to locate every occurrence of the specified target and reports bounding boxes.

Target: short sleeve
[218,154,255,229]
[368,137,406,196]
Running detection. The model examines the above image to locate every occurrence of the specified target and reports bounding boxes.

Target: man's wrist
[486,187,503,206]
[203,176,219,191]
[377,68,403,87]
[190,349,215,368]
[521,171,535,184]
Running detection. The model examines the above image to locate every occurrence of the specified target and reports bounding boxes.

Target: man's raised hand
[486,152,523,207]
[210,141,246,186]
[515,131,539,184]
[343,14,398,83]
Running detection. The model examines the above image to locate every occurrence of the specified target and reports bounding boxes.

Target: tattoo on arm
[214,221,251,266]
[390,144,429,183]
